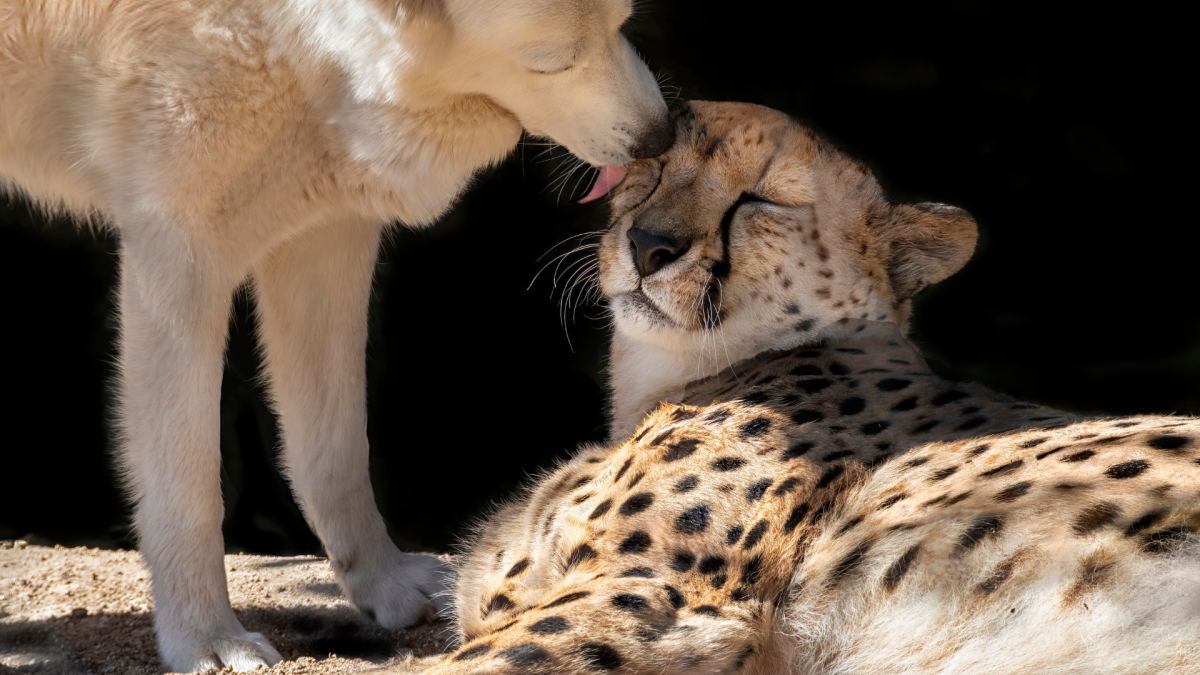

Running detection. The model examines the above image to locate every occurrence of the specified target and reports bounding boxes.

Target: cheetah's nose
[627,227,689,278]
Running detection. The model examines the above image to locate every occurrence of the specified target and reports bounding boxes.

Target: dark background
[1,0,1196,555]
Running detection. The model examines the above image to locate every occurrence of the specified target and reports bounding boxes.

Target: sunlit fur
[390,102,1200,675]
[0,0,668,671]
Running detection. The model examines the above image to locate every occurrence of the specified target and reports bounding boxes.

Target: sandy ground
[0,541,455,674]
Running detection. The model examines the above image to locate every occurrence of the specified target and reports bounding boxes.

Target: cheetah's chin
[620,289,675,327]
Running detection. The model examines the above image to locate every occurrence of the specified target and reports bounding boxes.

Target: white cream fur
[0,0,667,670]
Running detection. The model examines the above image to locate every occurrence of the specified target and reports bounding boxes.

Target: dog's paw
[344,551,451,629]
[163,630,283,673]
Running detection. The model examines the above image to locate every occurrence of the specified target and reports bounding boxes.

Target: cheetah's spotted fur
[395,103,1200,675]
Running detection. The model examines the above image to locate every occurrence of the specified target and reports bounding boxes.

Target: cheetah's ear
[879,202,978,301]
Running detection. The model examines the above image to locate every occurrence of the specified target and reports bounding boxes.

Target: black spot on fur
[1143,524,1191,554]
[784,505,809,534]
[828,541,872,586]
[840,397,867,415]
[969,444,991,456]
[611,594,649,611]
[613,458,633,483]
[861,421,890,435]
[1148,435,1191,451]
[976,554,1021,595]
[1072,502,1121,535]
[876,378,912,391]
[1124,508,1168,536]
[650,429,673,446]
[666,585,686,609]
[794,319,817,332]
[905,457,929,468]
[663,438,702,462]
[955,417,988,431]
[822,450,855,462]
[945,491,972,505]
[980,460,1024,478]
[712,457,748,471]
[706,409,732,424]
[931,466,958,481]
[1106,460,1150,479]
[528,617,570,634]
[620,493,655,516]
[692,606,720,616]
[454,644,492,661]
[589,500,613,520]
[619,567,655,578]
[671,408,699,422]
[837,516,864,535]
[674,475,700,492]
[879,493,907,509]
[618,531,653,554]
[816,465,846,489]
[784,303,801,314]
[710,574,727,589]
[698,555,726,575]
[676,505,710,534]
[730,587,750,602]
[882,544,920,592]
[892,397,919,411]
[932,390,970,406]
[782,442,815,460]
[740,418,772,438]
[499,644,550,666]
[746,479,773,502]
[911,420,941,434]
[741,555,764,585]
[743,519,770,548]
[722,525,745,546]
[1019,438,1048,449]
[505,558,530,578]
[628,472,645,488]
[579,643,623,670]
[797,379,834,394]
[775,477,801,495]
[742,391,771,405]
[1061,450,1096,463]
[790,364,822,376]
[1035,446,1064,460]
[791,409,825,425]
[544,591,591,608]
[995,481,1032,502]
[671,551,696,572]
[566,544,597,569]
[485,594,515,615]
[829,362,851,376]
[957,515,1004,553]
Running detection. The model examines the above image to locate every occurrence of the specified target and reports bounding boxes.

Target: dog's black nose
[627,226,688,277]
[630,115,675,159]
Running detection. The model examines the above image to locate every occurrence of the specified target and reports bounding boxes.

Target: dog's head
[401,0,673,168]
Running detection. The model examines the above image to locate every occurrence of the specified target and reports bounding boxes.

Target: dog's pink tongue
[578,165,627,203]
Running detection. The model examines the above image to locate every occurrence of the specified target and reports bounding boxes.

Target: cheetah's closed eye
[394,102,1200,675]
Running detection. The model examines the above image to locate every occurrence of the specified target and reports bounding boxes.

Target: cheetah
[397,102,1200,674]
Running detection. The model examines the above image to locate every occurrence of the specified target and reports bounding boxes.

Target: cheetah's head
[599,101,978,434]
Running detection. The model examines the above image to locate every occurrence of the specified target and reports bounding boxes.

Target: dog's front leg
[254,219,449,629]
[118,227,282,672]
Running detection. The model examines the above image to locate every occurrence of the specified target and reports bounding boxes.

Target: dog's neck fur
[262,1,523,225]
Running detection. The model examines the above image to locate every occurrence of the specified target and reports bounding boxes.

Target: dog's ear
[877,202,977,301]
